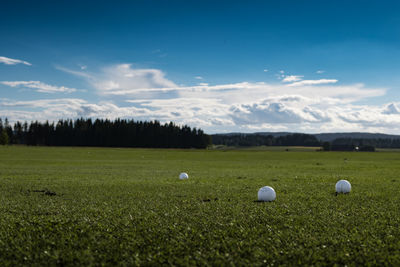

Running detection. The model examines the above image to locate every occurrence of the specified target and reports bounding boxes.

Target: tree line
[2,118,400,150]
[0,118,211,148]
[212,133,321,147]
[212,133,400,149]
[322,137,400,151]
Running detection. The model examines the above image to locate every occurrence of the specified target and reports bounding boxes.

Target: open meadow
[0,146,400,265]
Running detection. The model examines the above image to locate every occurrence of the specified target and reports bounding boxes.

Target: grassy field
[0,146,400,266]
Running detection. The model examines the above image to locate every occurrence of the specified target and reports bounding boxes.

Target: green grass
[212,145,321,151]
[1,146,400,266]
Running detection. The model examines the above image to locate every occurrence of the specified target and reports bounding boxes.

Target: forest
[212,133,321,147]
[2,117,400,150]
[212,133,400,149]
[0,118,211,149]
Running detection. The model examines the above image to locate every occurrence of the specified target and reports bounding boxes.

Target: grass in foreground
[0,146,400,265]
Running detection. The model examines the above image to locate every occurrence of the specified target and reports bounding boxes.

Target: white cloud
[0,98,87,108]
[90,64,177,96]
[263,69,268,72]
[1,81,76,93]
[126,98,232,127]
[336,104,400,128]
[0,98,151,122]
[229,96,331,125]
[194,76,203,80]
[51,64,400,133]
[316,70,325,74]
[177,82,384,104]
[382,103,400,115]
[0,56,31,66]
[282,75,303,82]
[91,81,384,104]
[58,64,177,96]
[288,79,338,87]
[3,93,400,134]
[55,66,92,79]
[227,96,400,133]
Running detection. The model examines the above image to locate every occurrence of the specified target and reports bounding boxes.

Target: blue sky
[2,0,400,133]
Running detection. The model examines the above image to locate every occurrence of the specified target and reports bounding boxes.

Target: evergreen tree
[0,129,9,145]
[7,118,211,148]
[14,122,23,144]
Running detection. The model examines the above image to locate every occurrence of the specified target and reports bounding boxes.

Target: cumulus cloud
[0,98,151,122]
[1,81,76,93]
[382,103,400,115]
[0,56,31,66]
[126,98,232,127]
[228,96,400,133]
[50,64,400,133]
[230,96,331,125]
[336,105,400,128]
[3,92,400,134]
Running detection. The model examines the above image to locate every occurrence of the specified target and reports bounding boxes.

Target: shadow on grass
[30,189,57,196]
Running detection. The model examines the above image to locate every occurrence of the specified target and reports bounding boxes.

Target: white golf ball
[335,179,351,193]
[257,186,276,202]
[179,172,189,180]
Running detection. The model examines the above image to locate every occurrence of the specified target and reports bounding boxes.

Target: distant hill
[213,132,292,137]
[313,133,400,142]
[212,132,400,142]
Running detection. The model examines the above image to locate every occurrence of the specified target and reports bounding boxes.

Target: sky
[2,0,400,134]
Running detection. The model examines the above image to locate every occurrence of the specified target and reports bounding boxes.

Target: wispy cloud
[151,49,167,57]
[263,69,268,72]
[282,75,303,82]
[97,64,176,93]
[55,65,92,79]
[57,64,384,102]
[73,64,177,94]
[96,81,383,105]
[287,79,338,87]
[275,70,285,80]
[0,56,31,66]
[194,76,203,80]
[1,81,76,93]
[316,70,325,74]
